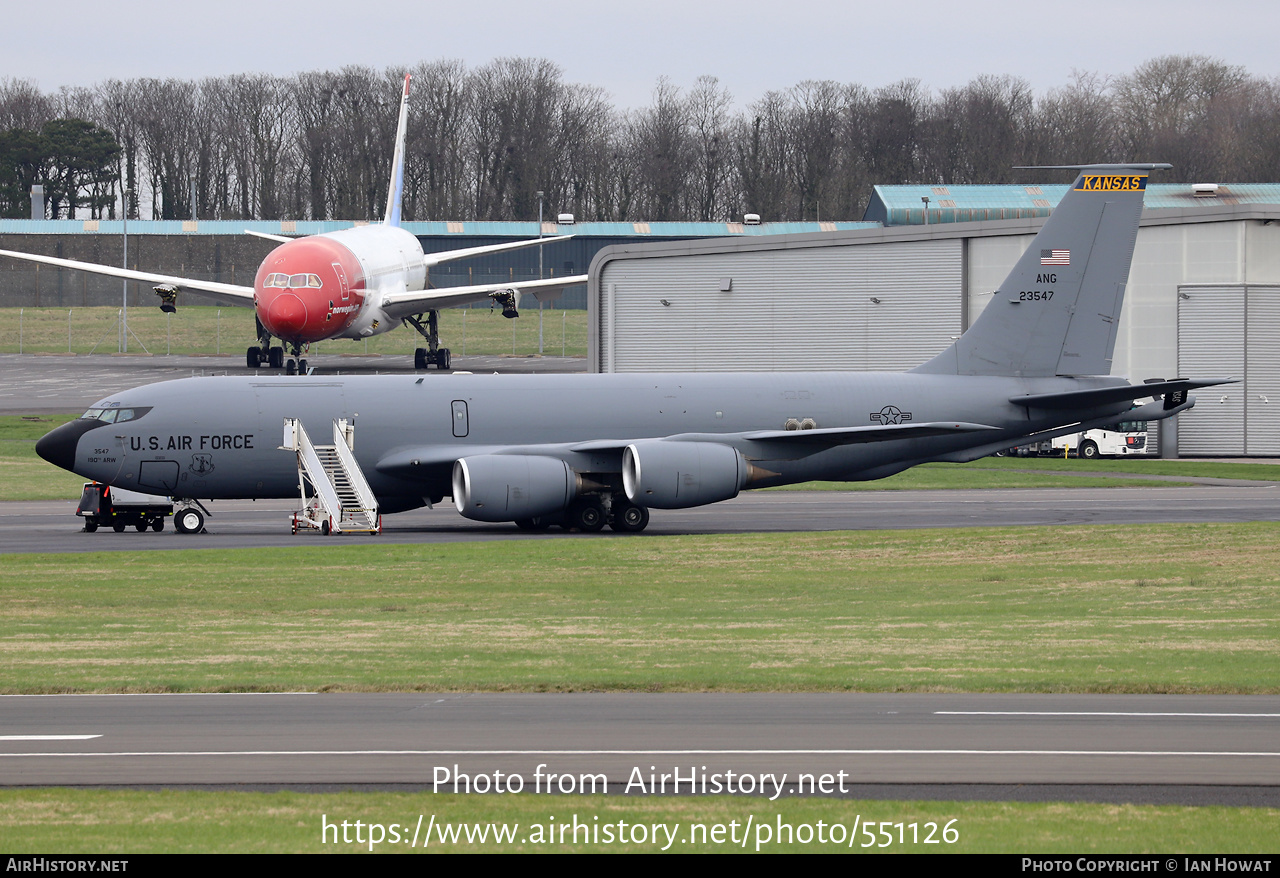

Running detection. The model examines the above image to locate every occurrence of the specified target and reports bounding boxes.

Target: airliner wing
[381,274,588,316]
[0,248,256,305]
[245,230,293,244]
[422,236,574,267]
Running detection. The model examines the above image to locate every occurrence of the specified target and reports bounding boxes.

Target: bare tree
[0,78,54,131]
[687,75,735,221]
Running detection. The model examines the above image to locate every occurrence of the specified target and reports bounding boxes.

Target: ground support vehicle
[76,482,173,533]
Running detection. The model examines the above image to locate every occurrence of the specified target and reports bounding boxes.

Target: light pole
[921,195,930,226]
[537,189,544,354]
[121,188,129,353]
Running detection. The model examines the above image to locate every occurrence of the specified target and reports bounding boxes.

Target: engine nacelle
[622,440,749,509]
[452,454,577,522]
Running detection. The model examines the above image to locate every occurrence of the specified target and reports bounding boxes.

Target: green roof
[865,183,1280,225]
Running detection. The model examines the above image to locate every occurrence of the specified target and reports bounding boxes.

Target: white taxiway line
[935,712,1280,718]
[0,735,102,741]
[1,749,1279,758]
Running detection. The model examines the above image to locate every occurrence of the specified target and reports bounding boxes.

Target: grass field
[0,305,589,357]
[4,414,1278,853]
[1,789,1275,853]
[2,523,1278,693]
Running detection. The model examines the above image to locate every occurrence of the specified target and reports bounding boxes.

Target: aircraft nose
[36,420,102,473]
[266,293,309,337]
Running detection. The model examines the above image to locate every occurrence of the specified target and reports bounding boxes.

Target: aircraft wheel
[174,508,204,534]
[247,346,261,369]
[268,347,284,368]
[285,359,297,375]
[436,348,451,370]
[413,348,427,370]
[112,520,126,533]
[567,499,606,532]
[1080,441,1100,460]
[298,358,308,374]
[609,502,649,533]
[83,520,98,533]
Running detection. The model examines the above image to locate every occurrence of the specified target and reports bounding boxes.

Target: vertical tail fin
[913,163,1169,377]
[383,74,411,227]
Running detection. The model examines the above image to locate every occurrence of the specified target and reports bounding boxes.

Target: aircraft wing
[570,422,999,453]
[0,248,256,305]
[376,422,998,478]
[381,274,588,316]
[422,235,574,268]
[245,230,293,244]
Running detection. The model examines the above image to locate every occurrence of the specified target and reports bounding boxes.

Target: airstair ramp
[281,417,381,535]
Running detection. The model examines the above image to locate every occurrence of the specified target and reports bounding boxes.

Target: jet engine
[622,440,750,509]
[452,454,579,522]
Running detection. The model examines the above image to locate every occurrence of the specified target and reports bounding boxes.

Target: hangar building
[589,185,1280,457]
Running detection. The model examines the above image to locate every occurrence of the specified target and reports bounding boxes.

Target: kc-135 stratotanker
[36,163,1232,534]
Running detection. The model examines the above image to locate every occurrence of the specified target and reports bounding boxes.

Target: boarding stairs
[281,417,381,535]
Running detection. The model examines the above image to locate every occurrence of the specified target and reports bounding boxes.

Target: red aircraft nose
[266,293,309,336]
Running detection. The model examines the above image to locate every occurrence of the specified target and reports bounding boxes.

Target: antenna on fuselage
[384,73,411,228]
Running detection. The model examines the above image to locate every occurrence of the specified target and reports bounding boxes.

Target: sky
[8,0,1278,109]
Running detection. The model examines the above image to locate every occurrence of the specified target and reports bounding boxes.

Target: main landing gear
[514,495,651,534]
[404,311,451,370]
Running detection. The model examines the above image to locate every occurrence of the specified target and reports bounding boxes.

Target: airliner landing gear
[284,344,309,376]
[405,311,451,370]
[248,318,282,369]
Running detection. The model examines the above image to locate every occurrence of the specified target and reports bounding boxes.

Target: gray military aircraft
[36,163,1231,534]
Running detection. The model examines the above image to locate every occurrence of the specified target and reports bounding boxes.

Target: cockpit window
[263,272,322,289]
[287,273,322,288]
[80,407,150,423]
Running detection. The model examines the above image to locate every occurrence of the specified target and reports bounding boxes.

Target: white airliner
[0,74,586,373]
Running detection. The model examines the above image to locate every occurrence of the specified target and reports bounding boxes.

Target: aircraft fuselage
[39,371,1137,515]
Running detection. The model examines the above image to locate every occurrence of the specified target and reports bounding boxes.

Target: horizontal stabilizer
[1010,378,1236,410]
[572,423,999,453]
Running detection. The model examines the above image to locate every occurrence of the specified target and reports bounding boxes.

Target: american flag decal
[1041,249,1070,265]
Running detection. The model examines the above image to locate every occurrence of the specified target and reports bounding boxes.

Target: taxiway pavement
[3,483,1279,554]
[3,693,1278,804]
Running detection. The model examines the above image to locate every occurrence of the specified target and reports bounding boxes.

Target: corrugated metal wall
[1177,284,1280,455]
[1246,287,1280,455]
[597,240,962,372]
